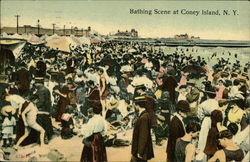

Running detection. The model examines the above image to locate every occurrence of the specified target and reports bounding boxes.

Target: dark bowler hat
[176,100,190,113]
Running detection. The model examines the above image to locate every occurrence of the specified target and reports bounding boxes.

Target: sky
[1,0,250,40]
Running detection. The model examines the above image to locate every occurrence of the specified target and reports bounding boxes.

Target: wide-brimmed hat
[1,105,16,116]
[121,73,129,78]
[107,99,119,110]
[65,73,74,80]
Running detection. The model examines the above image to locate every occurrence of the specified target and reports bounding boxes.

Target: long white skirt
[198,117,211,152]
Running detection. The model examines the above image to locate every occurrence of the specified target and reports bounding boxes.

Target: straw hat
[65,73,74,80]
[107,99,118,110]
[34,77,44,84]
[1,105,16,116]
[134,95,147,103]
[121,73,129,78]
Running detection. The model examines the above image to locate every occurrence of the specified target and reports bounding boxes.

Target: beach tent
[0,39,26,74]
[10,33,24,39]
[28,34,46,45]
[1,32,12,39]
[21,33,32,40]
[46,34,60,42]
[79,36,91,45]
[100,37,106,42]
[70,35,82,44]
[0,39,26,59]
[41,34,49,41]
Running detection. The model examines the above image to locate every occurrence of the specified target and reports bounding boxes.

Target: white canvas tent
[1,32,12,39]
[21,33,32,40]
[10,33,24,39]
[46,34,60,42]
[0,39,26,59]
[78,36,91,45]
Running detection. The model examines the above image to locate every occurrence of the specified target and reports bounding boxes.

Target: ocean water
[158,46,250,68]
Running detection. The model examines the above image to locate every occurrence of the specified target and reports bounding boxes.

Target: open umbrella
[46,36,80,52]
[182,65,206,75]
[28,35,45,45]
[90,37,101,44]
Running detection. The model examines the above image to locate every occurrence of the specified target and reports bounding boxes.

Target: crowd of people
[0,40,249,162]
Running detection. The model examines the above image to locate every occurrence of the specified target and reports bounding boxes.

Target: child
[1,105,16,148]
[61,105,74,139]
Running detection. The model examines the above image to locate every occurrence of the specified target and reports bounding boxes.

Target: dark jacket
[166,115,185,162]
[35,86,52,113]
[131,111,154,160]
[162,75,178,103]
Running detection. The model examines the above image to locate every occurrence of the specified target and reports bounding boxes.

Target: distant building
[174,33,189,39]
[1,25,91,37]
[190,36,200,39]
[174,33,200,40]
[112,29,138,38]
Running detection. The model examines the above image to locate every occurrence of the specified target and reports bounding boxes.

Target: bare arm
[208,150,225,162]
[54,89,67,98]
[100,77,106,95]
[185,144,196,162]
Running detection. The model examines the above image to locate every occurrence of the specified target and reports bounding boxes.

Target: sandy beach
[6,130,167,162]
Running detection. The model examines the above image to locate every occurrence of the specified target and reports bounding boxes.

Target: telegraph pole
[52,23,56,35]
[37,19,40,35]
[63,25,66,36]
[15,15,20,34]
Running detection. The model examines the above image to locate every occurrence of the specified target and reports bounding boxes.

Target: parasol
[46,36,80,52]
[28,34,46,45]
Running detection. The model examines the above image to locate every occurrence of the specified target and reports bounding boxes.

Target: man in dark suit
[33,77,53,143]
[162,69,178,104]
[166,100,190,162]
[131,96,154,162]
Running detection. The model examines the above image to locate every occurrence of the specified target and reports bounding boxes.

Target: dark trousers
[130,155,147,162]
